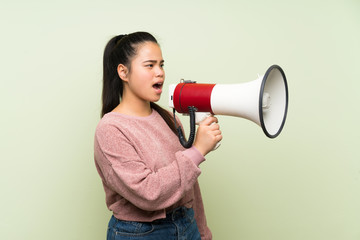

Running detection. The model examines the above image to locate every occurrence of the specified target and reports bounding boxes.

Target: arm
[94,123,205,212]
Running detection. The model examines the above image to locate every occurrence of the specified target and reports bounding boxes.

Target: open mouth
[153,82,163,90]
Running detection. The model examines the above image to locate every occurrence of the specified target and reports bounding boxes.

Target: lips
[152,82,163,94]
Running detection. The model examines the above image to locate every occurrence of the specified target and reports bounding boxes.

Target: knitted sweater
[94,110,212,239]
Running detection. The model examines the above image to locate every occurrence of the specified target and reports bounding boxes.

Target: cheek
[130,70,148,85]
[128,72,151,94]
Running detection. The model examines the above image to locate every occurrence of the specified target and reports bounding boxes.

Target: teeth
[154,83,163,88]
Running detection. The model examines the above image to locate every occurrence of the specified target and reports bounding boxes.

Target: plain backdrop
[1,0,359,239]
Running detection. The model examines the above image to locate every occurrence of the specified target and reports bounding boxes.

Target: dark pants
[107,207,201,240]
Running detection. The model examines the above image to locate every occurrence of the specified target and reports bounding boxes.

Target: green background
[1,0,359,239]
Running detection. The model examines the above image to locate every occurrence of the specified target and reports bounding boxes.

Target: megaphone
[169,65,289,149]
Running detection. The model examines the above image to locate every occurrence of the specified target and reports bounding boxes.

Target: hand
[193,116,222,156]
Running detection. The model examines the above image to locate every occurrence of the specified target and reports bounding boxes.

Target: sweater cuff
[183,146,206,166]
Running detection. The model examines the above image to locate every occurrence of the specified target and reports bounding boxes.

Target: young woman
[94,31,222,240]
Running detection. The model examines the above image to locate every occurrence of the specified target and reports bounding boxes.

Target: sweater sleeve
[94,123,205,212]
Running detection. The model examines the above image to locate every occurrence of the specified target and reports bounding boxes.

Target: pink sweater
[94,110,212,239]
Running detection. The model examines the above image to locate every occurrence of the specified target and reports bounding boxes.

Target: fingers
[201,117,222,141]
[213,129,222,137]
[215,130,223,142]
[200,116,218,126]
[200,116,221,132]
[194,115,223,156]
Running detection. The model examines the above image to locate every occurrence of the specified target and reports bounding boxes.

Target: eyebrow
[143,60,165,64]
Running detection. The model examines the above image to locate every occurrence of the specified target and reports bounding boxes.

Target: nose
[156,66,165,78]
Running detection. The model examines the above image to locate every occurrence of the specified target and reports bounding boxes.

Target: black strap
[173,106,196,148]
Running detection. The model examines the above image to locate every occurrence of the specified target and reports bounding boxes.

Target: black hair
[101,31,178,135]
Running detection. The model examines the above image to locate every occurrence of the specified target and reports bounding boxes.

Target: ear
[117,64,129,81]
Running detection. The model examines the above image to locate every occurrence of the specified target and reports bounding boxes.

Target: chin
[151,95,162,102]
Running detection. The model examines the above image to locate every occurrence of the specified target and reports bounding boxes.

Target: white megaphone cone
[169,65,289,148]
[211,65,288,138]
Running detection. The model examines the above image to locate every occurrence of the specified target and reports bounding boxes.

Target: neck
[112,98,152,117]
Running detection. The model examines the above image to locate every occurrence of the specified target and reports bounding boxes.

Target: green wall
[1,0,359,239]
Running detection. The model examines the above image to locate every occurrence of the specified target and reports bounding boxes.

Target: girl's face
[120,41,165,104]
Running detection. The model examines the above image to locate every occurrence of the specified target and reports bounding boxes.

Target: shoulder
[95,111,162,139]
[95,113,128,139]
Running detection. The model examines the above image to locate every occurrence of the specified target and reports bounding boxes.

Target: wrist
[193,144,207,157]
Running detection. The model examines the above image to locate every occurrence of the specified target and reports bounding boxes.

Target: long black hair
[101,31,178,135]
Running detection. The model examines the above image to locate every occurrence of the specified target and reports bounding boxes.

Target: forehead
[133,42,163,61]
